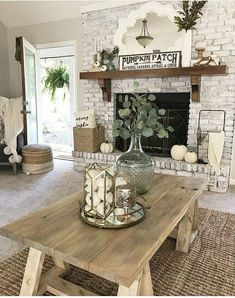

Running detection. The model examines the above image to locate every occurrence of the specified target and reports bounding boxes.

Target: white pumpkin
[170,145,188,161]
[184,151,197,164]
[100,141,113,154]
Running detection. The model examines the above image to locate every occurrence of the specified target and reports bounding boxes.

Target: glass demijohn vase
[116,133,155,194]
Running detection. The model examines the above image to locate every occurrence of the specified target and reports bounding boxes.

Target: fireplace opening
[115,92,190,157]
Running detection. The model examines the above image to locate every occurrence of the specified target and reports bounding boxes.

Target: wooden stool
[22,144,53,175]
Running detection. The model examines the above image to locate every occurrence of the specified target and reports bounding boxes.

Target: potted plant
[174,1,206,66]
[43,64,69,101]
[113,89,173,194]
[101,46,119,70]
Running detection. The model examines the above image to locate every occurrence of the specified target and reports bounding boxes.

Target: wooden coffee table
[0,174,206,296]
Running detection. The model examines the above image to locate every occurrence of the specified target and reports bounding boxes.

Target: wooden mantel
[80,65,228,102]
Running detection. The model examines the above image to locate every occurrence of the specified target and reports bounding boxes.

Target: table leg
[20,248,45,296]
[192,199,199,231]
[118,263,153,296]
[52,257,70,270]
[139,263,153,296]
[176,200,196,253]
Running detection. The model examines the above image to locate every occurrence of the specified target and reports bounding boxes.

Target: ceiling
[0,1,104,28]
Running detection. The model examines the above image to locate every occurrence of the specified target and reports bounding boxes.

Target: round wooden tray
[80,202,146,229]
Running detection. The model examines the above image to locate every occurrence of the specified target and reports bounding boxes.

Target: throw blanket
[208,131,225,189]
[0,96,23,163]
[0,96,8,142]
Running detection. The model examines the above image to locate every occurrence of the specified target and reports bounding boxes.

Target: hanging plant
[43,64,69,101]
[174,1,207,32]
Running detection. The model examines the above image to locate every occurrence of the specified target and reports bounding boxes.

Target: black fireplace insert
[115,92,190,157]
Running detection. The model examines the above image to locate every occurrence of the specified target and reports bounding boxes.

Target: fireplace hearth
[115,93,190,157]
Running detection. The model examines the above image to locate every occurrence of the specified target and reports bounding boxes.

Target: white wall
[231,130,235,183]
[0,19,10,97]
[7,17,84,110]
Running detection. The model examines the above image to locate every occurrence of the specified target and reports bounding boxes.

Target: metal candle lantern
[80,163,146,229]
[83,163,115,220]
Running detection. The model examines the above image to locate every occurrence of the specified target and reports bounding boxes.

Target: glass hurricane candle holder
[115,185,136,223]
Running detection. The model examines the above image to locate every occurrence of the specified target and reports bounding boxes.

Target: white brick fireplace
[73,0,235,193]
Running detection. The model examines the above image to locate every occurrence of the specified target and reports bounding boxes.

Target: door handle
[20,110,31,115]
[22,101,29,106]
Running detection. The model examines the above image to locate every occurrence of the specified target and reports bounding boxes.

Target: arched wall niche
[114,1,192,66]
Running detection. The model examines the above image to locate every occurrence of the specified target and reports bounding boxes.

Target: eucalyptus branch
[113,92,174,140]
[174,1,207,32]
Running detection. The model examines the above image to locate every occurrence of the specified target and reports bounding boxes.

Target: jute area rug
[0,208,235,296]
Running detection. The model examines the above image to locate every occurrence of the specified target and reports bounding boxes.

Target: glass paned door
[22,38,38,144]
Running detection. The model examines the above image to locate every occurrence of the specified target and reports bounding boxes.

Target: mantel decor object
[92,46,119,72]
[194,52,221,66]
[136,19,153,48]
[80,163,146,228]
[174,1,206,66]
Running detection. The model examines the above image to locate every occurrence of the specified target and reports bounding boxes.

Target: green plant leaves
[158,108,166,116]
[113,130,120,137]
[118,109,131,118]
[174,1,206,32]
[149,108,157,116]
[133,81,140,88]
[120,129,130,140]
[42,64,69,101]
[123,100,131,108]
[113,119,123,130]
[148,94,156,101]
[158,128,167,138]
[147,115,157,127]
[142,128,154,137]
[136,120,144,130]
[114,92,174,141]
[167,126,174,132]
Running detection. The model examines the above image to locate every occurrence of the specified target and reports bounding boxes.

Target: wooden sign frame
[119,51,182,71]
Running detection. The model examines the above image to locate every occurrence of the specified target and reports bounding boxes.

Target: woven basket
[22,144,53,174]
[73,125,105,153]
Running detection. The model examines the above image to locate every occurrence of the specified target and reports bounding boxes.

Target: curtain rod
[40,54,74,59]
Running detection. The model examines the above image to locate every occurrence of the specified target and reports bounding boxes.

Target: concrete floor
[199,185,235,213]
[0,159,235,261]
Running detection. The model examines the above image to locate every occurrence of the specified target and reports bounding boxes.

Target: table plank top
[0,174,206,287]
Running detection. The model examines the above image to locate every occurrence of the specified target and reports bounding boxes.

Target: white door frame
[22,37,39,144]
[35,40,77,144]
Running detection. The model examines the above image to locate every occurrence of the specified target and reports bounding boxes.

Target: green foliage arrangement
[101,46,119,63]
[174,1,206,32]
[43,64,69,101]
[113,89,174,140]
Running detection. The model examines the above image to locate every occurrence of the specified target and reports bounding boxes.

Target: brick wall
[81,0,235,164]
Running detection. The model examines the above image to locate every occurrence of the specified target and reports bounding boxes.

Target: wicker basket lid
[22,144,52,154]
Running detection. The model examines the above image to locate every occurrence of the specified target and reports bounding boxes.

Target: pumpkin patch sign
[119,51,181,70]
